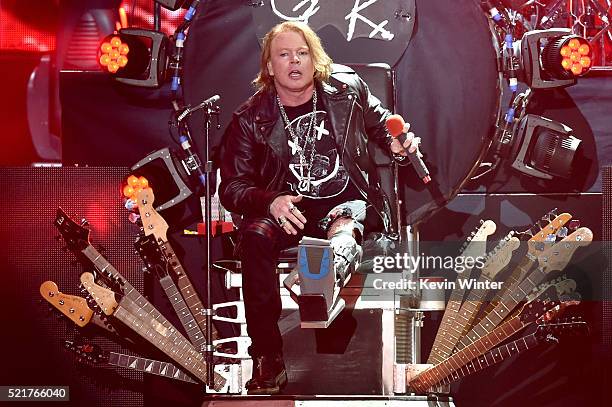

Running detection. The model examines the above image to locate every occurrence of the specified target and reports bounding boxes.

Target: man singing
[219,21,418,394]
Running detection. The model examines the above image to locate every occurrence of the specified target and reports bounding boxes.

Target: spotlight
[98,28,169,88]
[517,28,593,89]
[510,114,582,179]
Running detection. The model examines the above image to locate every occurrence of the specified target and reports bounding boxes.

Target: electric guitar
[430,232,519,362]
[135,188,220,346]
[135,233,209,354]
[428,219,496,364]
[64,340,197,384]
[55,208,197,348]
[40,281,93,327]
[439,317,589,386]
[456,226,592,351]
[409,284,564,393]
[80,271,226,389]
[54,208,226,389]
[474,211,572,326]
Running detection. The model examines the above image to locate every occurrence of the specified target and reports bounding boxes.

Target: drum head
[183,0,500,225]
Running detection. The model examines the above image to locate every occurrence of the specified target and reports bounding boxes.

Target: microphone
[385,114,431,184]
[176,94,221,122]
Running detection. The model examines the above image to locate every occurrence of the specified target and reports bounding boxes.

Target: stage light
[122,175,151,207]
[123,184,135,199]
[510,114,582,180]
[516,28,593,89]
[127,175,139,187]
[138,176,149,189]
[98,28,169,88]
[541,35,592,80]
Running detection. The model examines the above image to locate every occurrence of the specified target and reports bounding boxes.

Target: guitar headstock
[527,212,572,256]
[64,340,108,365]
[39,281,93,327]
[461,220,496,260]
[134,234,166,277]
[527,276,578,302]
[538,227,593,273]
[534,319,590,343]
[136,188,169,242]
[54,208,90,252]
[481,233,521,279]
[518,285,560,324]
[80,272,118,316]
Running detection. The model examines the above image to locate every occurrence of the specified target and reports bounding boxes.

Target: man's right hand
[269,194,307,235]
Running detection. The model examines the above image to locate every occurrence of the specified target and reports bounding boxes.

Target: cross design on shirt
[314,118,329,140]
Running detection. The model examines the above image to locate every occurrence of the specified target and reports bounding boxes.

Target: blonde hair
[253,21,333,92]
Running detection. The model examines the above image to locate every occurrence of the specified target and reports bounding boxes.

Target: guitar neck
[439,332,539,386]
[456,266,547,350]
[475,257,535,326]
[158,274,207,353]
[82,245,137,293]
[114,298,226,390]
[427,273,475,364]
[410,314,527,393]
[107,351,198,384]
[429,273,498,364]
[82,245,182,342]
[158,241,219,341]
[81,245,225,389]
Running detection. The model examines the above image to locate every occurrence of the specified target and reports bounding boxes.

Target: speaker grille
[0,167,143,406]
[602,166,612,346]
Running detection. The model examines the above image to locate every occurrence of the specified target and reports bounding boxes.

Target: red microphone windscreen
[385,114,405,137]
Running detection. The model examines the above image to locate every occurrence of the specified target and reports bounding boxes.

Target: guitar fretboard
[158,241,219,342]
[159,274,207,353]
[115,298,226,390]
[82,245,226,390]
[411,310,532,392]
[456,266,548,351]
[473,256,535,327]
[107,351,197,383]
[439,331,539,385]
[427,278,470,364]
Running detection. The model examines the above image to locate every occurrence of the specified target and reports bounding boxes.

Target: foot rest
[282,237,345,328]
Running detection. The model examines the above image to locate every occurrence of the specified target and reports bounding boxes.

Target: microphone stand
[175,97,221,390]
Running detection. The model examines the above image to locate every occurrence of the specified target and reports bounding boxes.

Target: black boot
[246,353,288,395]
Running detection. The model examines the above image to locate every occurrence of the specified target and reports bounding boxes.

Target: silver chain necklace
[276,88,318,193]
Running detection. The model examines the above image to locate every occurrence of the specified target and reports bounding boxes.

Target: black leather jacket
[219,64,395,232]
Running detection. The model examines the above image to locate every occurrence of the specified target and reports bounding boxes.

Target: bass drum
[183,0,501,226]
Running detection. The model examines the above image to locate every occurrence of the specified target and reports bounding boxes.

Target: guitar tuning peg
[128,212,141,224]
[556,227,568,238]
